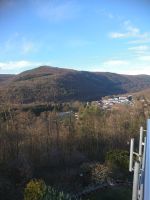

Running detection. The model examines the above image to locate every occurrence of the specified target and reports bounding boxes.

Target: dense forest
[1,66,150,103]
[0,91,149,199]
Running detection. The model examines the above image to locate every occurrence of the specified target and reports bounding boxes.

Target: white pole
[139,137,146,200]
[132,162,140,200]
[129,138,134,172]
[144,119,150,200]
[139,127,143,163]
[139,185,144,200]
[142,137,146,171]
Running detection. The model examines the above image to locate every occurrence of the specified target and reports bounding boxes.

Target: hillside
[0,74,15,85]
[0,66,150,104]
[133,88,150,101]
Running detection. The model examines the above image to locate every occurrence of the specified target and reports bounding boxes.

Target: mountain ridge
[0,66,150,103]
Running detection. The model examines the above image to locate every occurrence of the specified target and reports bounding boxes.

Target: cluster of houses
[58,95,134,119]
[95,95,133,109]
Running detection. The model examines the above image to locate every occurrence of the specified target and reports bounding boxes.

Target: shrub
[43,186,72,200]
[106,150,129,170]
[80,162,109,185]
[24,179,73,200]
[105,150,130,181]
[24,179,46,200]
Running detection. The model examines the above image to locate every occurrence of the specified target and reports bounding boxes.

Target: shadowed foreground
[85,186,132,200]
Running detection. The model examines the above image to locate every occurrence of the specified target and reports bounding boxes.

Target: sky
[0,0,150,74]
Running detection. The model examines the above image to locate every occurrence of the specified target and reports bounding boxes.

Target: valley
[0,67,150,199]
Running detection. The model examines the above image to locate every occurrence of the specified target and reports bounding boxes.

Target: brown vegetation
[0,97,149,199]
[1,66,150,104]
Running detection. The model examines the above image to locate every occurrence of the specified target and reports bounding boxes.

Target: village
[92,95,133,109]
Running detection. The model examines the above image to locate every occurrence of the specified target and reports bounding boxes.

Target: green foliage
[106,150,129,170]
[43,186,72,200]
[24,179,46,200]
[80,105,102,117]
[24,179,73,200]
[105,150,131,181]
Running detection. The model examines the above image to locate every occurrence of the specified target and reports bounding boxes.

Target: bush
[105,150,130,180]
[43,186,72,200]
[24,179,73,200]
[80,162,109,185]
[106,150,129,170]
[24,179,46,200]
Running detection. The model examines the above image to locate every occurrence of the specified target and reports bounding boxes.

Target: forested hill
[0,74,15,84]
[0,66,150,103]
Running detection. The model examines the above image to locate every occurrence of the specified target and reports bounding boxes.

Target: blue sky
[0,0,150,74]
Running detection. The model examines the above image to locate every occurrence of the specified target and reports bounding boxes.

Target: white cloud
[108,20,150,75]
[124,20,140,34]
[100,56,150,75]
[109,32,126,39]
[0,60,37,70]
[138,56,150,61]
[102,59,129,67]
[124,66,150,75]
[0,60,52,74]
[128,45,150,56]
[129,37,150,44]
[109,20,150,43]
[109,21,140,39]
[128,45,149,52]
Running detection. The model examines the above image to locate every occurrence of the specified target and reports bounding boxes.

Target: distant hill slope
[0,66,150,103]
[0,74,15,85]
[133,88,150,100]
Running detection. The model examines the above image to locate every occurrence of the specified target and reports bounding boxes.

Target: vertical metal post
[139,127,143,163]
[132,162,140,200]
[139,182,144,200]
[129,138,134,172]
[144,119,150,200]
[138,126,144,200]
[139,137,146,200]
[142,137,146,171]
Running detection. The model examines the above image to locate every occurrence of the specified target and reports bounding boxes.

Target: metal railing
[129,119,150,200]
